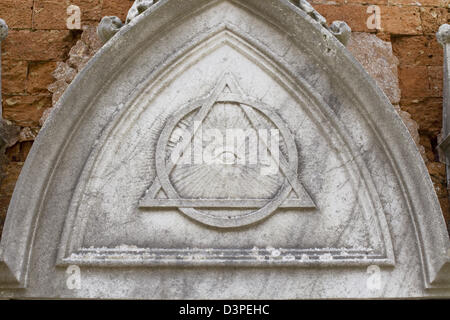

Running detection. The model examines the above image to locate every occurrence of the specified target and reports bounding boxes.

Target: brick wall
[0,0,449,236]
[312,0,449,227]
[0,0,135,236]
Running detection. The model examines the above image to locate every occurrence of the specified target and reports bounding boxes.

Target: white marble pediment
[0,0,448,298]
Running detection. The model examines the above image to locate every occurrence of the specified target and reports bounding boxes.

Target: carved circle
[155,95,299,228]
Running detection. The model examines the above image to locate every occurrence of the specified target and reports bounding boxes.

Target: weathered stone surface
[52,62,77,84]
[399,65,432,98]
[347,32,401,104]
[101,0,135,22]
[392,35,443,67]
[394,105,426,158]
[420,7,448,35]
[26,62,57,94]
[0,0,449,299]
[126,0,154,24]
[43,26,102,124]
[428,65,444,97]
[401,97,443,136]
[33,0,103,29]
[329,20,351,45]
[427,161,450,229]
[0,120,20,150]
[1,30,75,61]
[2,95,51,127]
[99,0,156,44]
[48,79,69,107]
[97,16,124,44]
[0,0,446,246]
[0,162,23,238]
[314,4,371,32]
[389,0,448,6]
[347,32,426,160]
[18,127,39,142]
[1,60,27,94]
[0,19,8,41]
[380,6,422,35]
[0,1,33,30]
[437,24,450,45]
[32,0,68,30]
[0,119,21,239]
[80,24,103,52]
[67,40,91,71]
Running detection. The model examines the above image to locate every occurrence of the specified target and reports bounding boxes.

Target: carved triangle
[140,73,315,210]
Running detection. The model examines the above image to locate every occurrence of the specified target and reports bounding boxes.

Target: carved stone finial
[97,0,155,45]
[126,0,155,24]
[437,24,450,46]
[97,16,124,44]
[330,21,352,46]
[297,0,351,45]
[0,18,8,41]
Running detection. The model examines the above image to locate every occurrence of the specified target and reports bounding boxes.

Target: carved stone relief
[0,0,448,298]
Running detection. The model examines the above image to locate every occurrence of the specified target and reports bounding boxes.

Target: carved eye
[212,147,239,164]
[217,151,238,164]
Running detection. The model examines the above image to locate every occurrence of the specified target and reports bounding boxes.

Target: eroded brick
[314,4,372,32]
[1,60,27,94]
[380,6,422,35]
[101,0,135,22]
[420,7,448,35]
[399,65,431,97]
[2,95,52,127]
[401,97,443,136]
[392,35,443,66]
[1,30,76,61]
[0,0,33,29]
[27,61,57,94]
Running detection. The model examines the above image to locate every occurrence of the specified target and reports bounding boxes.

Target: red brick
[72,0,102,22]
[1,60,27,94]
[342,0,387,4]
[0,0,33,29]
[314,4,372,32]
[101,0,135,22]
[6,141,33,163]
[376,32,391,42]
[399,65,431,97]
[392,35,443,66]
[309,0,346,4]
[389,0,449,7]
[310,0,388,3]
[33,0,103,30]
[0,162,24,236]
[26,61,57,94]
[420,135,435,162]
[380,6,422,35]
[2,95,52,126]
[1,30,76,61]
[33,0,67,30]
[400,97,443,136]
[427,161,450,225]
[428,65,443,97]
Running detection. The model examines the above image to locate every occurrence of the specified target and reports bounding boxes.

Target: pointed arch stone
[0,0,449,298]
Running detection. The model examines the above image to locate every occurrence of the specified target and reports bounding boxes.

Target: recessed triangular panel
[139,73,315,227]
